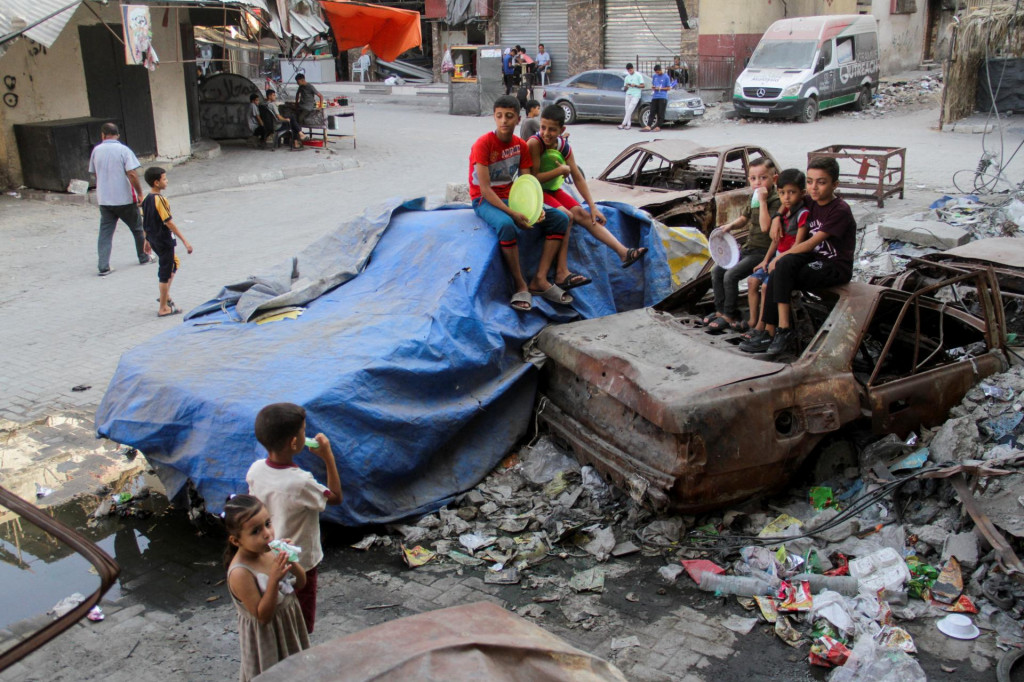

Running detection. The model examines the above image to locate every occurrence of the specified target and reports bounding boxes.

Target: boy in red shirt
[469,95,574,312]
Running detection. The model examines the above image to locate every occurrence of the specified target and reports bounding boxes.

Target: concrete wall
[0,4,192,188]
[568,0,603,74]
[870,0,927,74]
[697,0,857,61]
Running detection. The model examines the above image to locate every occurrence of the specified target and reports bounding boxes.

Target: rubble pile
[845,74,943,120]
[360,366,1024,674]
[856,192,1024,280]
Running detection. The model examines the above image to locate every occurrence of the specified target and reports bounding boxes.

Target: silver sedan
[540,69,705,127]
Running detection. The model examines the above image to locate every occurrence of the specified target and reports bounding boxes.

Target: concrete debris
[877,216,971,250]
[609,635,641,651]
[721,614,758,635]
[941,532,980,571]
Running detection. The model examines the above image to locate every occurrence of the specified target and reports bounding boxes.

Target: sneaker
[98,267,115,277]
[766,328,796,357]
[739,332,772,353]
[140,254,156,265]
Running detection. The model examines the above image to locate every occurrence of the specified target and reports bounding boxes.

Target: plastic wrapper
[905,556,938,599]
[876,625,916,653]
[934,594,977,613]
[810,589,855,635]
[681,559,724,584]
[930,556,963,604]
[779,580,813,612]
[755,596,779,623]
[774,615,804,648]
[268,539,301,563]
[809,635,851,667]
[810,486,838,510]
[848,547,910,593]
[402,544,435,567]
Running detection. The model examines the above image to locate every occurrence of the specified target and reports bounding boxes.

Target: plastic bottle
[698,572,773,597]
[305,437,319,449]
[792,573,860,596]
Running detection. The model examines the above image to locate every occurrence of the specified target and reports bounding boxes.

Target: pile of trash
[845,74,943,119]
[91,474,153,520]
[356,365,1024,674]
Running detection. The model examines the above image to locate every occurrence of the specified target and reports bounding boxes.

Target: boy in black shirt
[141,167,193,317]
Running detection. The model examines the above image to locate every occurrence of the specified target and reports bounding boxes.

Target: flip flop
[557,272,592,290]
[158,305,182,318]
[699,313,720,326]
[529,284,573,305]
[621,247,648,269]
[510,291,532,312]
[156,298,175,308]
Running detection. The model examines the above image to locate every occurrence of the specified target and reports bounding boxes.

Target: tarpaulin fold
[319,0,421,62]
[96,199,671,526]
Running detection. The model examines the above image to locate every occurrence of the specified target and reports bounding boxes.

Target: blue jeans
[711,249,766,318]
[472,197,568,246]
[98,203,148,272]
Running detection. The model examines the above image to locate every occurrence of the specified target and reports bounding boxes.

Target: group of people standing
[502,44,551,95]
[619,58,688,132]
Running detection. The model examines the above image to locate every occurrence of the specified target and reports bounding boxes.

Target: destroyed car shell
[588,141,778,234]
[536,268,1009,512]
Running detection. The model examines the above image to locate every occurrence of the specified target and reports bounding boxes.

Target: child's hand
[268,549,292,584]
[559,164,571,177]
[311,433,334,459]
[768,256,781,273]
[592,208,607,226]
[512,211,533,229]
[184,241,194,255]
[757,187,769,202]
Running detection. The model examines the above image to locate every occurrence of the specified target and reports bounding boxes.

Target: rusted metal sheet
[0,486,120,672]
[254,601,628,681]
[538,272,1009,513]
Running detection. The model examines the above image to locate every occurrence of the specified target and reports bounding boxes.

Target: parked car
[535,265,1009,513]
[540,69,705,127]
[588,141,778,235]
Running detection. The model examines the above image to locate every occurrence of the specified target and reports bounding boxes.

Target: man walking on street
[89,122,153,276]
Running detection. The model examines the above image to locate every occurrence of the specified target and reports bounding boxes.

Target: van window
[748,40,818,69]
[855,32,878,62]
[836,37,854,64]
[818,40,833,70]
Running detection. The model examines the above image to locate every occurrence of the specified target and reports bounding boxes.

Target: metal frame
[0,486,120,672]
[807,144,906,208]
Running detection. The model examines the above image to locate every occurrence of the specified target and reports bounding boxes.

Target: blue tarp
[96,199,672,526]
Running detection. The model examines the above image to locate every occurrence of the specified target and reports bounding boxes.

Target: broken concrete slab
[929,416,981,463]
[877,216,971,250]
[942,532,980,570]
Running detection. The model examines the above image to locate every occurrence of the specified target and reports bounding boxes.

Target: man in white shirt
[535,44,551,85]
[88,122,153,276]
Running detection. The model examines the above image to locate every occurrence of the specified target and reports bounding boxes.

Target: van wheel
[558,101,576,125]
[853,86,871,112]
[798,97,818,123]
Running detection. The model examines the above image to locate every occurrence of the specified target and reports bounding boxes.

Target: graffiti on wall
[3,75,17,108]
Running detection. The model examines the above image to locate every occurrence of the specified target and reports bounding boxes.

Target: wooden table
[301,105,356,149]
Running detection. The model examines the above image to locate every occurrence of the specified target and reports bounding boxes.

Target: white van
[732,15,879,122]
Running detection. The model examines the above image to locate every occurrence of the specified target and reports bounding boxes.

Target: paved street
[2,95,1024,681]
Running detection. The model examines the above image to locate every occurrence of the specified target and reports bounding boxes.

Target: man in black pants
[740,157,855,357]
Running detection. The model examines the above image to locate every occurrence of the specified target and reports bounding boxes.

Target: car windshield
[748,40,817,69]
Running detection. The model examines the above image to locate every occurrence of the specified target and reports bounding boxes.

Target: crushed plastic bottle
[698,572,773,597]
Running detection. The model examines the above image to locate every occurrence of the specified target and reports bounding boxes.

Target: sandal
[622,247,648,269]
[700,313,721,326]
[705,315,730,335]
[557,272,592,290]
[529,284,574,305]
[510,291,532,312]
[157,305,182,318]
[741,328,767,343]
[730,319,750,333]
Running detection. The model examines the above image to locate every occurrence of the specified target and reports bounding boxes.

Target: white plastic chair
[353,54,370,82]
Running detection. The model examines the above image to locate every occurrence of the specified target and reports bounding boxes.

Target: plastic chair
[353,54,370,82]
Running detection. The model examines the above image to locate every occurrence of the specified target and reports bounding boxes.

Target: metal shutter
[604,0,683,69]
[498,0,569,82]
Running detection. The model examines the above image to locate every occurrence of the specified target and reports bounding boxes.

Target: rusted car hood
[588,178,700,209]
[537,307,786,433]
[936,237,1024,268]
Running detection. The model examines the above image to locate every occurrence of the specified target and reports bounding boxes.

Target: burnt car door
[858,270,1008,436]
[713,148,753,235]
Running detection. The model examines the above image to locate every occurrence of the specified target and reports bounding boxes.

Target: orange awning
[319,0,422,62]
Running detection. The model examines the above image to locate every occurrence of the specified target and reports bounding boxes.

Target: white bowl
[708,229,740,269]
[937,614,980,640]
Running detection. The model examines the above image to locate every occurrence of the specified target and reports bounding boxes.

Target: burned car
[588,141,778,234]
[535,266,1009,512]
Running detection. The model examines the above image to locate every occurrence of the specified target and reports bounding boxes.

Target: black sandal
[621,247,648,269]
[705,316,730,335]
